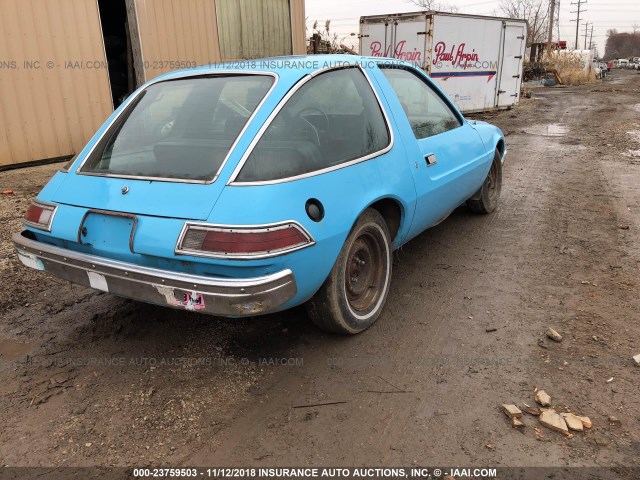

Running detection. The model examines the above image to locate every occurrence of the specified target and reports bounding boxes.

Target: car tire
[466,148,502,214]
[306,208,392,335]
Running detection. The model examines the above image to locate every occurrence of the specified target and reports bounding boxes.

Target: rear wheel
[306,209,392,335]
[467,148,502,214]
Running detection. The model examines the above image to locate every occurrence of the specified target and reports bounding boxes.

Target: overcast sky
[306,0,640,58]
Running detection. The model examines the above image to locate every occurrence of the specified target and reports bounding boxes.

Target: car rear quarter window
[235,67,390,183]
[380,67,462,140]
[80,75,274,181]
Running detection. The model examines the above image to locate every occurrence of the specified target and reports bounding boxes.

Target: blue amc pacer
[13,55,505,335]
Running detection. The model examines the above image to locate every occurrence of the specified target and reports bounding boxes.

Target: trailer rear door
[360,14,427,68]
[497,22,526,107]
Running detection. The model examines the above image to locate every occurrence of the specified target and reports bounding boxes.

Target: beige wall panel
[290,0,306,55]
[0,0,113,167]
[134,0,221,82]
[217,0,292,60]
[215,0,243,60]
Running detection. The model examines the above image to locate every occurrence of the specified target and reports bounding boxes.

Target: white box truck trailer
[360,11,528,113]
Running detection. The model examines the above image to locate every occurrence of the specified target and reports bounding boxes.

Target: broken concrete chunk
[560,413,584,431]
[534,390,552,407]
[539,409,568,433]
[511,417,525,428]
[608,416,621,425]
[633,354,640,366]
[502,404,523,418]
[546,327,563,342]
[522,404,541,416]
[579,416,592,429]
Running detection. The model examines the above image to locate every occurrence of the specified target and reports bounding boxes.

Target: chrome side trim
[175,220,315,260]
[13,232,297,317]
[227,64,395,186]
[75,71,279,185]
[22,201,58,232]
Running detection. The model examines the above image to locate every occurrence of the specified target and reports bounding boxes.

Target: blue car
[13,55,505,334]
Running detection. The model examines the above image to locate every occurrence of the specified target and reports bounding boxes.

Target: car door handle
[425,154,437,166]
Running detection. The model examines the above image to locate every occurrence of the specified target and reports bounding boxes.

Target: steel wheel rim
[345,229,386,315]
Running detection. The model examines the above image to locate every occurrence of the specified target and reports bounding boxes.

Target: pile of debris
[502,388,591,438]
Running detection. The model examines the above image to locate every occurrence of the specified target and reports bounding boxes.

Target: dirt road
[1,70,639,472]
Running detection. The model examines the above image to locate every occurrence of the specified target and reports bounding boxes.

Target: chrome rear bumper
[13,232,296,316]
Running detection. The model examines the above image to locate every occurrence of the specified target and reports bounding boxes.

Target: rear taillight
[24,201,57,231]
[176,222,314,259]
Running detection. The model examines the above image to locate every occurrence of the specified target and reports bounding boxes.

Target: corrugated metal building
[0,0,306,168]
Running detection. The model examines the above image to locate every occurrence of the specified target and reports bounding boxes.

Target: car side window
[235,67,390,183]
[380,67,462,140]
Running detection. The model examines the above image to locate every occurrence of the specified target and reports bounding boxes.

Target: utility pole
[556,0,561,43]
[589,24,594,50]
[583,22,590,50]
[548,0,556,44]
[570,0,587,50]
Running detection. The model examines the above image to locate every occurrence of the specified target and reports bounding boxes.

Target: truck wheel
[467,148,502,214]
[306,208,392,335]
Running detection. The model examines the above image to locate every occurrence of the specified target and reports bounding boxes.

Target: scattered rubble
[534,390,551,407]
[546,328,563,342]
[522,403,541,416]
[539,410,569,434]
[502,404,523,418]
[511,417,525,429]
[502,389,594,439]
[580,416,592,429]
[560,413,584,431]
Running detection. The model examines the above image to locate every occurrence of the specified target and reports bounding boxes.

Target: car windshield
[80,75,274,181]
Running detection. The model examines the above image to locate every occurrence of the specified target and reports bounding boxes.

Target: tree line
[604,30,640,60]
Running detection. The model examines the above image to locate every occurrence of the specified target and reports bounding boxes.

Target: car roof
[151,54,413,83]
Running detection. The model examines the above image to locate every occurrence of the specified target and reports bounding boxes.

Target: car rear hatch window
[79,74,274,182]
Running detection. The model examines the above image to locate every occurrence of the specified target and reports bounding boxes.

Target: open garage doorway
[97,0,136,107]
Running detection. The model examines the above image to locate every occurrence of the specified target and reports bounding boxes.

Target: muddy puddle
[625,130,640,157]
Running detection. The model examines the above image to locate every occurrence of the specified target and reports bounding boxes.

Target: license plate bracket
[78,209,138,254]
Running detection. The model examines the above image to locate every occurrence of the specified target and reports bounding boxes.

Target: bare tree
[499,0,549,45]
[308,20,356,54]
[405,0,460,13]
